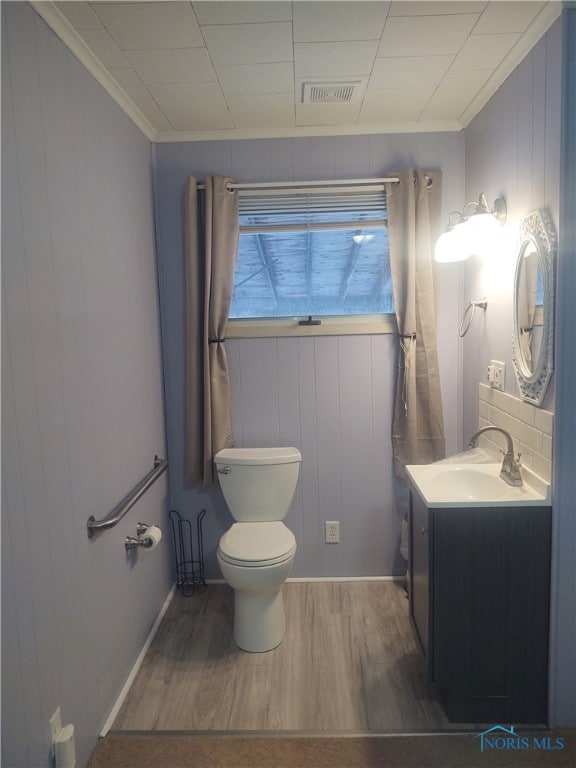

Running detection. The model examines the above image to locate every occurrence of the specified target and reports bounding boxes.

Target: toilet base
[233,587,286,652]
[218,545,295,653]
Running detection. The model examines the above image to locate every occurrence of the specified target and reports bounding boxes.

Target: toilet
[215,446,301,652]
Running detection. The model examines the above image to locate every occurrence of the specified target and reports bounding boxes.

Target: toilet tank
[214,447,301,522]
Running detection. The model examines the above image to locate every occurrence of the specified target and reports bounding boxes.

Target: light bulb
[465,213,501,257]
[434,221,470,262]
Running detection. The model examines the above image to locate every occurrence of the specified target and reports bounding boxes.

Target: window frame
[227,182,397,338]
[226,313,398,338]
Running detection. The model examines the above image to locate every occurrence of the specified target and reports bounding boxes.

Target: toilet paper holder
[125,522,161,551]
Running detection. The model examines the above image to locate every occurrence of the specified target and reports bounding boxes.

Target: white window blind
[238,186,387,232]
[230,182,393,321]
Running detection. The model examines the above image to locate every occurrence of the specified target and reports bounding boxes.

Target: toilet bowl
[218,522,296,652]
[215,447,301,652]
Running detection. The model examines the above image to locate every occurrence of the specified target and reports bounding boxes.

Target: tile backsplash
[478,384,553,482]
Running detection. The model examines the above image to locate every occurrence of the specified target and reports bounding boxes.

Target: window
[227,183,396,336]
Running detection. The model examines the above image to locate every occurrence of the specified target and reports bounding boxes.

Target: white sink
[406,462,551,507]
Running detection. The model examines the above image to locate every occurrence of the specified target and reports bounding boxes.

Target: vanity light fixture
[434,193,507,263]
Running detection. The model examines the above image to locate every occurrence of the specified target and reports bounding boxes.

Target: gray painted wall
[154,133,466,579]
[550,7,576,728]
[463,14,575,727]
[462,20,561,442]
[1,4,171,766]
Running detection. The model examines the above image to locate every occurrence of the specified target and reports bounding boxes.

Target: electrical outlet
[325,521,340,543]
[49,707,62,742]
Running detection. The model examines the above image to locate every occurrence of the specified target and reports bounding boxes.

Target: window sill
[226,314,398,339]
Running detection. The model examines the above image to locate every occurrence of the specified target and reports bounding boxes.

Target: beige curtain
[185,176,239,486]
[386,169,446,477]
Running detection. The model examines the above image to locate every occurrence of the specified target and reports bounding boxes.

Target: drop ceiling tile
[226,93,294,128]
[370,56,454,88]
[192,1,292,25]
[80,29,130,69]
[147,82,234,131]
[389,2,487,16]
[124,48,216,84]
[92,2,204,50]
[201,22,293,66]
[296,101,362,127]
[216,62,294,96]
[420,69,493,121]
[50,0,558,139]
[294,41,379,78]
[474,1,545,34]
[452,33,521,70]
[292,1,389,43]
[56,2,104,29]
[109,68,173,131]
[359,85,435,122]
[378,14,480,57]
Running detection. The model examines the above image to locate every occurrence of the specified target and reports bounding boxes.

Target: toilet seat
[218,522,296,567]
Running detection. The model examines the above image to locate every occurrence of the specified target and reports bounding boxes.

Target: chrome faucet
[468,426,523,487]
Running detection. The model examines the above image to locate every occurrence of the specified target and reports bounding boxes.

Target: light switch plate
[491,360,506,391]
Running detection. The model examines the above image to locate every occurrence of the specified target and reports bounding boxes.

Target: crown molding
[460,1,563,129]
[30,1,158,141]
[152,120,463,143]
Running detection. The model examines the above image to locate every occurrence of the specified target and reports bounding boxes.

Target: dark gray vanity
[407,462,552,724]
[404,206,557,725]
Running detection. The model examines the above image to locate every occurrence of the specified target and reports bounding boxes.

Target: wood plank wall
[2,5,171,767]
[463,12,575,729]
[227,334,400,579]
[462,20,562,442]
[154,132,466,580]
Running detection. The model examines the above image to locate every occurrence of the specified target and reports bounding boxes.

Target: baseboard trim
[205,576,403,584]
[287,576,403,583]
[99,584,177,736]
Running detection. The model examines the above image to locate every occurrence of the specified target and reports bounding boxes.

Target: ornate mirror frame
[512,209,556,406]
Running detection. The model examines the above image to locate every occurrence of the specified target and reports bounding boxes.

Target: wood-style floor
[112,581,464,732]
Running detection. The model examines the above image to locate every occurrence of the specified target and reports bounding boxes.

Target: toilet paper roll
[142,525,162,550]
[54,724,76,768]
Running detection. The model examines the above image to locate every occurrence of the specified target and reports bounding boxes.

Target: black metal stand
[169,509,206,596]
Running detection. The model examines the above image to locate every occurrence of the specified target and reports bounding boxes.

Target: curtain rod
[196,177,400,191]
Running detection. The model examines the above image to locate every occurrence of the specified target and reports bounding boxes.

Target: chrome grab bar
[87,456,168,538]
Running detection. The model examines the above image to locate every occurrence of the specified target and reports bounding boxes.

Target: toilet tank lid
[214,447,301,465]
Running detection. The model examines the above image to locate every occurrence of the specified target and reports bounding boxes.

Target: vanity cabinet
[409,491,551,723]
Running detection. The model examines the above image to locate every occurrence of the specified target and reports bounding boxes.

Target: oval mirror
[512,210,556,405]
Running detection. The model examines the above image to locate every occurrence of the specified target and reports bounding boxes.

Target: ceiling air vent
[301,81,363,104]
